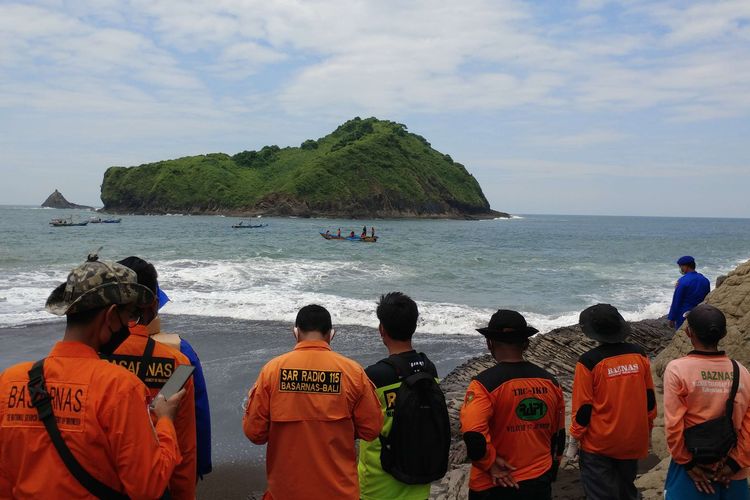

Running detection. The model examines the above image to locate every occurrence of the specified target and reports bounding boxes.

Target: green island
[101,117,507,219]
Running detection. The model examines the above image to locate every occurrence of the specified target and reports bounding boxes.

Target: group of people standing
[0,253,748,500]
[0,255,211,499]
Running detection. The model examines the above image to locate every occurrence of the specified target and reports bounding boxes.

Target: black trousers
[579,450,640,500]
[468,471,552,500]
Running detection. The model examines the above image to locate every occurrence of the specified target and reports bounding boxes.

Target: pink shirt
[663,351,750,478]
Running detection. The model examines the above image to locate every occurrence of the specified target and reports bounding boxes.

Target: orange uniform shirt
[460,361,565,491]
[243,340,383,500]
[663,351,750,479]
[570,342,657,459]
[0,341,181,499]
[104,323,197,499]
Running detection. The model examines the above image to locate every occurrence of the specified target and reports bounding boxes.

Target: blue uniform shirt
[180,338,212,478]
[668,271,710,328]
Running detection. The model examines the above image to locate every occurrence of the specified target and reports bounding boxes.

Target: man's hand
[489,456,518,489]
[713,463,734,487]
[687,465,716,495]
[151,388,186,421]
[564,438,579,461]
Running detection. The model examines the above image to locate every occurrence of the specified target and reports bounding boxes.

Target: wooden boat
[320,232,377,242]
[50,217,88,227]
[232,221,268,229]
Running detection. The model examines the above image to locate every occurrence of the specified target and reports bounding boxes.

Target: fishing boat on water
[50,217,88,227]
[89,216,121,224]
[320,232,377,243]
[232,221,268,229]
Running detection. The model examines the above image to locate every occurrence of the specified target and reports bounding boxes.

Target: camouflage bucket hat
[46,256,155,316]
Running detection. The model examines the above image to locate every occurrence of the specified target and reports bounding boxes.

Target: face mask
[100,317,131,355]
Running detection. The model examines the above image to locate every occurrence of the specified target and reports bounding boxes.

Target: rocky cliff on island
[432,259,750,499]
[100,117,508,219]
[41,189,93,209]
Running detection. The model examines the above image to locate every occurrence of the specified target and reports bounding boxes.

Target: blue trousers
[665,460,750,500]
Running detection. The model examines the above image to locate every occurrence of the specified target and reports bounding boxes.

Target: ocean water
[1,205,749,332]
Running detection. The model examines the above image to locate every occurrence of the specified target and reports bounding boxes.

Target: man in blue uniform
[668,256,710,329]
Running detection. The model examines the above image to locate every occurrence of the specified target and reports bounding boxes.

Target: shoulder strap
[726,359,740,420]
[27,359,129,500]
[137,337,156,381]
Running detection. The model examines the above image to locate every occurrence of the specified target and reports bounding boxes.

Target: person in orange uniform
[460,310,565,500]
[568,303,657,500]
[102,256,197,500]
[0,255,184,498]
[663,304,750,499]
[243,304,383,500]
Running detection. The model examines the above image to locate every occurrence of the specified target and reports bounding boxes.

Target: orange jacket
[103,322,197,499]
[0,341,181,499]
[570,342,656,459]
[663,351,750,478]
[460,360,565,491]
[243,340,383,500]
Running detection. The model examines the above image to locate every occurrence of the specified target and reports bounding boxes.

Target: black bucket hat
[477,309,539,343]
[579,303,630,343]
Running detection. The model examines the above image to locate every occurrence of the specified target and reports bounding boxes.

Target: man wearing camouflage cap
[0,255,185,498]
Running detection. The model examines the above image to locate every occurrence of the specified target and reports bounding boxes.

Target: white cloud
[548,130,628,148]
[2,0,750,215]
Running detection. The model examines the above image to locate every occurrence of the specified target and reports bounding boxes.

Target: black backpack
[378,354,450,485]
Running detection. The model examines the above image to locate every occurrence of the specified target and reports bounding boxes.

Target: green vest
[357,380,431,500]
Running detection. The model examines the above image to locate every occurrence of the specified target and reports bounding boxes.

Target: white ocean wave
[0,255,729,334]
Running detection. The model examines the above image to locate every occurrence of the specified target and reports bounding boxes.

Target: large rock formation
[636,260,750,499]
[41,189,92,210]
[432,318,675,499]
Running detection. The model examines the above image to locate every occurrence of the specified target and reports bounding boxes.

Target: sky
[1,0,749,217]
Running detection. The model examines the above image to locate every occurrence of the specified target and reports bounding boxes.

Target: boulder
[41,189,93,210]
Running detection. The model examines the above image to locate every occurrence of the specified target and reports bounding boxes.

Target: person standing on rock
[460,310,565,500]
[243,304,383,499]
[668,256,711,330]
[567,303,657,500]
[358,292,450,500]
[663,304,750,499]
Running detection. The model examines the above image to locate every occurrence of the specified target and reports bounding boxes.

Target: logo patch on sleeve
[279,369,341,394]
